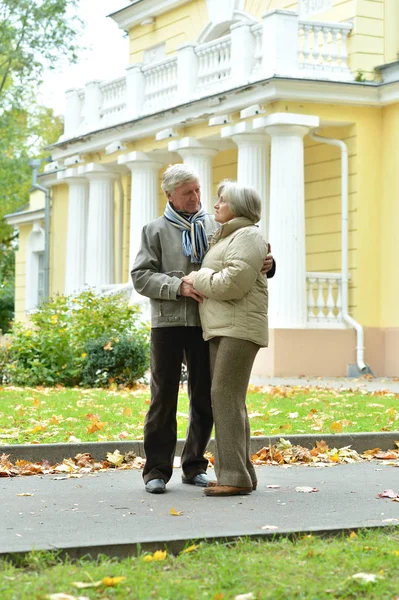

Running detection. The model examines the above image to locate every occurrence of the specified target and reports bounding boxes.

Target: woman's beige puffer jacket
[193,216,268,347]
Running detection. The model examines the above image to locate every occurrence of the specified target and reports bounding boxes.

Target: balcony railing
[306,272,345,328]
[61,10,353,140]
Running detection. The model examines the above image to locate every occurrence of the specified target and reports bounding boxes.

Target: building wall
[49,184,68,297]
[381,102,399,327]
[128,0,209,63]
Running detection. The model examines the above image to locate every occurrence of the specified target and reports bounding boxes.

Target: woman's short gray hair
[220,181,262,223]
[161,164,200,195]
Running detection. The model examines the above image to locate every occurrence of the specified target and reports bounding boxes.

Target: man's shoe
[145,478,166,494]
[182,473,209,487]
[207,479,257,491]
[204,485,252,496]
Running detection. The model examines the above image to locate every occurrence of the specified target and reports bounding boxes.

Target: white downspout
[309,131,367,372]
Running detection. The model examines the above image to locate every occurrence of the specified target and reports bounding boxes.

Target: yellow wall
[129,0,208,63]
[381,103,399,327]
[49,184,68,296]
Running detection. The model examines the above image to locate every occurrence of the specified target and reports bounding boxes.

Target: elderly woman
[182,181,268,496]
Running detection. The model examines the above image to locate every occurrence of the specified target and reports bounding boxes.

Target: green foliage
[82,334,149,388]
[0,340,11,384]
[6,290,150,387]
[355,69,366,82]
[0,245,14,333]
[0,0,81,245]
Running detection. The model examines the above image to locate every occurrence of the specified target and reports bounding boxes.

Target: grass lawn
[1,529,399,599]
[0,384,398,445]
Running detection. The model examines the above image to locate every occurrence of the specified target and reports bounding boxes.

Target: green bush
[82,333,149,387]
[7,290,150,387]
[0,246,15,334]
[0,340,11,384]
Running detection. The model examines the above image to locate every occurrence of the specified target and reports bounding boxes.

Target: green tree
[0,0,82,244]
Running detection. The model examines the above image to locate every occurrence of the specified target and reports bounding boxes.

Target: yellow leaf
[16,493,34,497]
[349,531,357,539]
[153,550,167,561]
[392,550,399,556]
[33,398,40,407]
[103,341,113,351]
[123,407,132,417]
[142,555,154,562]
[170,507,183,516]
[50,415,60,425]
[102,576,126,587]
[87,420,105,434]
[181,544,200,554]
[330,421,343,433]
[106,450,124,467]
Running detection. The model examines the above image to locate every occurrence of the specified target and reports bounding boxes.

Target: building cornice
[49,76,387,161]
[4,208,45,226]
[109,0,193,31]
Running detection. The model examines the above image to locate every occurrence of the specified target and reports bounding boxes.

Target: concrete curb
[1,431,398,463]
[1,524,390,562]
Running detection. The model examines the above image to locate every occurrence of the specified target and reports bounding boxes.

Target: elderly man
[131,164,274,494]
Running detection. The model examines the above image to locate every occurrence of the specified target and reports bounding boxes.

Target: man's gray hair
[221,181,262,223]
[161,164,200,195]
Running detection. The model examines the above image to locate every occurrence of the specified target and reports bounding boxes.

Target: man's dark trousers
[143,326,213,484]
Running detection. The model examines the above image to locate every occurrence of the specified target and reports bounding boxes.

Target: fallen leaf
[351,572,380,583]
[153,550,167,561]
[260,525,279,530]
[267,485,280,489]
[378,489,399,499]
[349,531,357,539]
[330,421,343,433]
[102,576,126,587]
[72,580,102,589]
[234,593,255,600]
[106,450,124,467]
[181,544,200,553]
[103,341,113,351]
[295,486,319,493]
[170,507,183,516]
[46,594,90,600]
[16,493,34,497]
[123,407,132,417]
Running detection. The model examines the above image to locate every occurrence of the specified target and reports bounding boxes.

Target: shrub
[81,333,149,388]
[7,290,150,387]
[0,340,11,384]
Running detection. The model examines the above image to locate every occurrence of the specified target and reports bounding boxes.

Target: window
[299,0,332,18]
[37,252,45,305]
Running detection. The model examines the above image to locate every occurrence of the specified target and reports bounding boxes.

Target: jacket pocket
[205,300,234,330]
[159,299,184,323]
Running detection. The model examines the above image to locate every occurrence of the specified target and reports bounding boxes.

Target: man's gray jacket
[131,214,218,328]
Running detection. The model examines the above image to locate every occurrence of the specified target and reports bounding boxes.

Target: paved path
[2,461,399,558]
[250,375,399,393]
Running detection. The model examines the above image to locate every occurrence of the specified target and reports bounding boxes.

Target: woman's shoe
[207,480,257,491]
[204,485,252,496]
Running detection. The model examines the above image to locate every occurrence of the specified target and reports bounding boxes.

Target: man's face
[167,180,201,214]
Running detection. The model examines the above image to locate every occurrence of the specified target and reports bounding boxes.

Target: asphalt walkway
[2,461,399,558]
[1,376,399,558]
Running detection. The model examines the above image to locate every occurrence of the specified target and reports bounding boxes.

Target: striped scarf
[164,202,209,264]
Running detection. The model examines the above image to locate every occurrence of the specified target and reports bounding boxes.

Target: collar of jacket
[212,216,256,243]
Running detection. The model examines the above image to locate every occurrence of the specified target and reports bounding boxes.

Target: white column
[81,163,117,288]
[118,151,164,269]
[221,121,270,239]
[58,168,88,295]
[61,89,82,140]
[82,80,102,133]
[168,137,218,213]
[177,44,198,103]
[254,113,319,328]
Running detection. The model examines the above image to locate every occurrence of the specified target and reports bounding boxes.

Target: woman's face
[214,193,235,223]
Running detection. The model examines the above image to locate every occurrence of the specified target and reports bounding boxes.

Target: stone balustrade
[60,10,353,141]
[306,272,345,328]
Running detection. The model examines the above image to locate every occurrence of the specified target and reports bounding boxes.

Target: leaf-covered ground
[0,384,398,445]
[1,530,399,599]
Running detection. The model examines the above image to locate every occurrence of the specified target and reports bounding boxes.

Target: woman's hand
[180,273,208,302]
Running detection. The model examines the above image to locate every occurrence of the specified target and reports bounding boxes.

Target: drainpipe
[116,177,124,283]
[29,159,51,301]
[309,132,371,374]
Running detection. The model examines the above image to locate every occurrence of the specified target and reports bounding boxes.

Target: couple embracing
[132,164,275,497]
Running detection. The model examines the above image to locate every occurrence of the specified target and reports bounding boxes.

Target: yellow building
[6,0,399,376]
